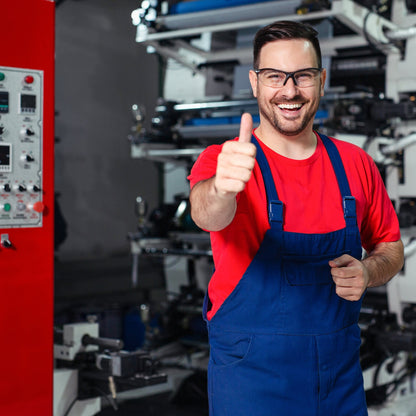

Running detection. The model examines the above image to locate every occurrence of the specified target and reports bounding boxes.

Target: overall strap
[319,133,357,234]
[251,135,283,230]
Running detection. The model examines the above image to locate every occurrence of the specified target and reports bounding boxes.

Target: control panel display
[0,144,11,172]
[20,94,37,114]
[0,66,43,227]
[0,92,9,113]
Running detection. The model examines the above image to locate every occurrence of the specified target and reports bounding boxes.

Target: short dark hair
[253,20,322,69]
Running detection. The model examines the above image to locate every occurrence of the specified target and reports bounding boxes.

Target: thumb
[238,113,253,143]
[329,254,352,268]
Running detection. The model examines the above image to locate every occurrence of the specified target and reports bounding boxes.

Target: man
[188,20,404,415]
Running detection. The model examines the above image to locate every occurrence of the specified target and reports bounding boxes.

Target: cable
[92,386,119,411]
[362,1,392,53]
[62,397,78,416]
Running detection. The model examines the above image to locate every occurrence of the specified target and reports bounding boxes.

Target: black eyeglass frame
[254,67,323,87]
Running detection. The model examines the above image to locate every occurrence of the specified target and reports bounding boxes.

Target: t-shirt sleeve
[188,144,223,189]
[359,150,401,252]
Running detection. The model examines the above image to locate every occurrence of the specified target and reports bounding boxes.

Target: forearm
[190,177,237,231]
[362,240,404,288]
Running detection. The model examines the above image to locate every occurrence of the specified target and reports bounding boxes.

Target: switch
[1,234,12,248]
[3,184,11,192]
[25,154,34,162]
[30,185,41,193]
[18,184,27,192]
[26,128,35,136]
[0,126,5,135]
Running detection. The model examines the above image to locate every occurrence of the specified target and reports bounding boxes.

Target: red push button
[24,75,34,84]
[32,201,45,213]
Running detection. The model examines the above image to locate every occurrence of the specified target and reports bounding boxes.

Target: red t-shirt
[188,131,401,320]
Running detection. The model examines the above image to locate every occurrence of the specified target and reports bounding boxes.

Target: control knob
[30,184,41,193]
[1,239,12,248]
[1,234,12,248]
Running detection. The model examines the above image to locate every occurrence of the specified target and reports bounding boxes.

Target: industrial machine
[54,322,167,416]
[128,0,416,415]
[1,1,55,414]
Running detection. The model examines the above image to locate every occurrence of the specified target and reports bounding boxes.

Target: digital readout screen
[0,144,11,167]
[20,94,36,112]
[0,91,9,113]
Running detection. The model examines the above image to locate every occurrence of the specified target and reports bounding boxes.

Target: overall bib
[203,134,368,416]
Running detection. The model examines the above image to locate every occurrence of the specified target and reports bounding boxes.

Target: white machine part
[381,122,416,326]
[54,323,101,416]
[54,322,99,361]
[366,354,416,416]
[54,369,100,416]
[365,352,416,416]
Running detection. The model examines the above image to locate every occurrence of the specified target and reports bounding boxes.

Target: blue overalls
[203,133,368,416]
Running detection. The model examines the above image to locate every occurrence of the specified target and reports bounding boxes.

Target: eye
[295,71,314,80]
[264,70,285,81]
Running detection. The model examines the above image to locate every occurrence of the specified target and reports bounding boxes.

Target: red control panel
[1,1,54,414]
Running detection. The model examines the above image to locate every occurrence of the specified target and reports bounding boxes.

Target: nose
[281,75,298,96]
[283,73,297,87]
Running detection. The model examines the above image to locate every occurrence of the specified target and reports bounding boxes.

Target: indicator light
[0,73,5,81]
[24,75,34,84]
[3,203,11,212]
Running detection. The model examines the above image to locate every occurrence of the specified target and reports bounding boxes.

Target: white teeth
[278,103,302,109]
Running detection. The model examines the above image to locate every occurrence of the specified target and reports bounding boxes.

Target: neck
[254,125,317,160]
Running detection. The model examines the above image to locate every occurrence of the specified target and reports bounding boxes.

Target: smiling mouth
[277,103,303,110]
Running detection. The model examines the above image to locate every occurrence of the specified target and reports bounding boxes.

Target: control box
[1,0,55,414]
[0,66,45,228]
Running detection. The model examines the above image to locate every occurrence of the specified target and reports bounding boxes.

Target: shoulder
[324,134,375,167]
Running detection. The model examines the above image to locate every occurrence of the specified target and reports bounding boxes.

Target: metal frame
[133,0,412,73]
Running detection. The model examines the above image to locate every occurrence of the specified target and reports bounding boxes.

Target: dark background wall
[55,0,160,260]
[53,1,166,330]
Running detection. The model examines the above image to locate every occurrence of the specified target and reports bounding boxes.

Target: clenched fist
[329,255,369,301]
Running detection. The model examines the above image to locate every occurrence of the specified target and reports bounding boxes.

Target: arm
[190,113,256,231]
[329,240,404,301]
[190,177,238,231]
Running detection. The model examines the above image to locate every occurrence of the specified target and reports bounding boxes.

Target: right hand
[214,113,257,199]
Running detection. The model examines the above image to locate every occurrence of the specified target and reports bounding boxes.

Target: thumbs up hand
[214,113,257,199]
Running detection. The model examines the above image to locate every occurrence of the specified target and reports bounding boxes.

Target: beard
[258,90,321,137]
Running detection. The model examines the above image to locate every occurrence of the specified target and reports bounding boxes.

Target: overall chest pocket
[282,251,350,286]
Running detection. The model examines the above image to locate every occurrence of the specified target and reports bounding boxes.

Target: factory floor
[96,392,208,415]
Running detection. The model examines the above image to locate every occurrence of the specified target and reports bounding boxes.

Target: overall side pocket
[209,330,253,368]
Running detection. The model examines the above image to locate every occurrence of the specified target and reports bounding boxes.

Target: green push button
[3,203,11,212]
[0,73,5,82]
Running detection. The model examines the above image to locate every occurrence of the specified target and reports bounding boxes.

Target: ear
[249,70,258,98]
[320,68,327,97]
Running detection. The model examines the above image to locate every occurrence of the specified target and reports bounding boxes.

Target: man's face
[249,39,326,137]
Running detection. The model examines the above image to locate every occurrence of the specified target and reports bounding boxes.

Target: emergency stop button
[32,201,45,213]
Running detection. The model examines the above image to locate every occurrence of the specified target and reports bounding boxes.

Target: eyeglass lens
[258,69,321,88]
